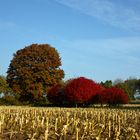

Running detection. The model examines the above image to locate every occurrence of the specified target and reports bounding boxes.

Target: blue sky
[0,0,140,82]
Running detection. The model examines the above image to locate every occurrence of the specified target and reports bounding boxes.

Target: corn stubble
[0,106,140,140]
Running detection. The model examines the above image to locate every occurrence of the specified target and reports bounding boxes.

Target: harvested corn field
[0,106,140,140]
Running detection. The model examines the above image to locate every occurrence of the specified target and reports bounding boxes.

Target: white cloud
[61,36,140,81]
[55,0,140,31]
[63,36,140,58]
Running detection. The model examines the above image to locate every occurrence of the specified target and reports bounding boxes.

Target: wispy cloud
[60,36,140,81]
[55,0,140,32]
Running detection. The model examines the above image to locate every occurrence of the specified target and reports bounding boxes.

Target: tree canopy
[64,77,103,104]
[7,44,64,102]
[114,78,139,100]
[100,80,112,88]
[98,87,129,106]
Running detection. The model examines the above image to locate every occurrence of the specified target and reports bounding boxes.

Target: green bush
[0,95,21,105]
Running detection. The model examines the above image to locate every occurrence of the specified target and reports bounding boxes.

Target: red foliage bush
[64,77,103,104]
[47,84,65,104]
[47,78,128,106]
[98,87,129,105]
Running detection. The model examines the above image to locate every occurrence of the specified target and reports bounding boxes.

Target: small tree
[99,87,129,106]
[0,75,7,94]
[0,75,13,95]
[100,80,112,88]
[124,78,138,99]
[64,77,103,106]
[115,82,132,100]
[7,44,64,103]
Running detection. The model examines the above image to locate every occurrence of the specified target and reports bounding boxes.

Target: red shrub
[64,77,103,104]
[98,87,129,105]
[96,90,108,104]
[47,84,65,104]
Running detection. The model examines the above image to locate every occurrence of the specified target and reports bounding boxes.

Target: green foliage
[0,95,21,105]
[136,79,140,91]
[0,75,7,94]
[0,75,13,94]
[124,78,138,99]
[7,44,64,103]
[114,78,139,100]
[115,82,132,100]
[113,78,123,85]
[100,80,112,88]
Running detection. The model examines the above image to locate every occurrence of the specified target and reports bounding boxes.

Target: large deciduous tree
[7,44,64,102]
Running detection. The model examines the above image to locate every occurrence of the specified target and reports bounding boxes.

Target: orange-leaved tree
[7,44,64,102]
